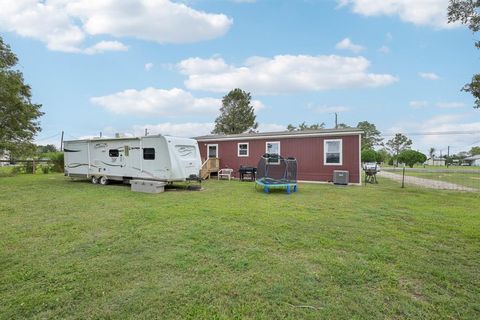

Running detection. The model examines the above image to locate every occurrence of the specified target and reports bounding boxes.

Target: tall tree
[286,122,325,131]
[287,124,296,132]
[448,0,480,108]
[470,146,480,155]
[37,144,58,154]
[212,88,258,134]
[386,133,412,163]
[0,37,43,157]
[398,150,427,168]
[356,121,383,150]
[337,123,350,129]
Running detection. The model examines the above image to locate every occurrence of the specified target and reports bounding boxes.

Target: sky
[1,0,480,155]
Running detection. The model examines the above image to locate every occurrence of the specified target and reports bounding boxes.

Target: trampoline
[255,154,298,194]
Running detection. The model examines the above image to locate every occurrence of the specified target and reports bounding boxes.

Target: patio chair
[218,168,234,180]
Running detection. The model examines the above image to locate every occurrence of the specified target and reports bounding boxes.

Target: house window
[266,141,280,164]
[238,143,249,157]
[143,148,155,160]
[109,149,119,157]
[324,139,342,165]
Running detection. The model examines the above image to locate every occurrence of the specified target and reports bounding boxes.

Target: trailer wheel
[91,176,98,184]
[99,176,109,185]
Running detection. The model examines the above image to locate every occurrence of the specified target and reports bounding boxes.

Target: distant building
[424,157,446,166]
[463,155,480,166]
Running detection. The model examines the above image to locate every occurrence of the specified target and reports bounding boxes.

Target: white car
[363,162,381,172]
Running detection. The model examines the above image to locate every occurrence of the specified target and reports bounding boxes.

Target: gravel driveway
[378,171,477,192]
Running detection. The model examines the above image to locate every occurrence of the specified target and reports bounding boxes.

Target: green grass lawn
[1,174,479,319]
[404,171,480,190]
[0,166,14,177]
[383,164,480,170]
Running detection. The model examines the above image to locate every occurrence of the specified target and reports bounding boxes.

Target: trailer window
[143,148,155,160]
[109,149,119,157]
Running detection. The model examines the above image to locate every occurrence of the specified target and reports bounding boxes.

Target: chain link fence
[373,167,480,192]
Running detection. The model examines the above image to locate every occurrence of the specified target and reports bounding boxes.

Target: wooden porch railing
[200,157,220,179]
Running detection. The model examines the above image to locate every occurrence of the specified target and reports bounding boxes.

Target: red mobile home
[195,128,363,184]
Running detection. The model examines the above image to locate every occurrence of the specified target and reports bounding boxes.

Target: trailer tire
[91,176,98,184]
[99,176,109,185]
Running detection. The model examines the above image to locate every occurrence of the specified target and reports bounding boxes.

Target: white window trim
[324,139,343,166]
[207,144,218,158]
[237,142,249,157]
[265,141,281,164]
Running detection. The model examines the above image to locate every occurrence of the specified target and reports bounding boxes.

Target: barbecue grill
[239,165,257,181]
[363,163,380,184]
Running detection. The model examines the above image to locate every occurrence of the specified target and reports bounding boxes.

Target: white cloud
[379,45,390,54]
[409,100,465,109]
[132,121,285,138]
[91,87,264,116]
[409,100,428,108]
[91,88,219,116]
[178,57,232,75]
[84,41,128,55]
[435,102,465,109]
[338,0,455,29]
[335,38,365,53]
[178,55,398,94]
[0,0,85,52]
[419,72,440,80]
[337,0,349,8]
[0,0,232,53]
[145,63,154,71]
[387,114,480,153]
[257,123,286,132]
[133,122,214,138]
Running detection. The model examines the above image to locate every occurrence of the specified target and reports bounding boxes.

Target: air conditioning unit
[333,170,349,185]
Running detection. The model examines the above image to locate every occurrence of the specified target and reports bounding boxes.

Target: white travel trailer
[64,135,202,185]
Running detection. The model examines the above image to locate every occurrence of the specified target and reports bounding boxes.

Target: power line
[382,130,480,137]
[35,133,61,142]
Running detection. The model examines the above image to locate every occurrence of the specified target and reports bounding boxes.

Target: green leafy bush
[23,161,34,174]
[45,152,64,173]
[11,165,23,175]
[41,165,50,174]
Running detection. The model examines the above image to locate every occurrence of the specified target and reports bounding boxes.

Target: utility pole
[335,113,338,129]
[100,132,102,138]
[145,128,148,136]
[447,146,450,167]
[60,131,64,151]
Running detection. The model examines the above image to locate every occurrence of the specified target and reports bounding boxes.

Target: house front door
[207,144,218,158]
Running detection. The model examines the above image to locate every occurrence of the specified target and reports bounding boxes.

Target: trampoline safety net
[255,154,298,193]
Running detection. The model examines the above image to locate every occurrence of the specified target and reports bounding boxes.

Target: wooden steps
[200,157,219,179]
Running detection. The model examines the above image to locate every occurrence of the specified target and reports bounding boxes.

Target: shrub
[11,165,23,175]
[23,161,34,174]
[41,165,50,174]
[45,152,64,173]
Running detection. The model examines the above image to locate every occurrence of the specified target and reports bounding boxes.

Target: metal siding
[198,134,360,183]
